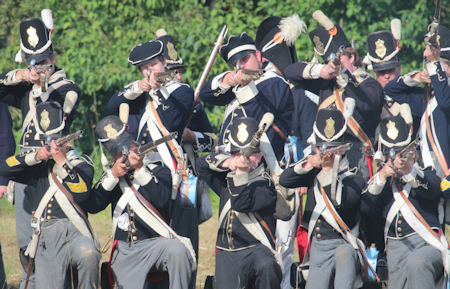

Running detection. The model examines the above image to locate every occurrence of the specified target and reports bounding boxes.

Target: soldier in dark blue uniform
[0,11,80,288]
[284,13,384,181]
[107,40,194,222]
[155,29,218,289]
[362,113,447,288]
[254,14,315,289]
[197,117,282,289]
[199,32,293,165]
[86,116,195,289]
[0,102,15,288]
[384,25,450,180]
[0,102,100,289]
[280,105,366,289]
[255,14,318,152]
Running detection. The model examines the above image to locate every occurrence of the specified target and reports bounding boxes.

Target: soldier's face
[375,66,401,88]
[236,51,262,70]
[140,58,166,88]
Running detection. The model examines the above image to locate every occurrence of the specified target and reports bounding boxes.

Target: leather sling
[320,185,380,282]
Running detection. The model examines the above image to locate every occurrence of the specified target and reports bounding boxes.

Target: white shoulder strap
[118,178,197,271]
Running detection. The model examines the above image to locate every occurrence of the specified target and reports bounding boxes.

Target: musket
[319,143,353,157]
[122,132,178,168]
[235,60,265,80]
[183,25,228,129]
[389,137,420,173]
[28,59,52,93]
[423,0,442,101]
[44,130,84,148]
[156,71,177,84]
[241,113,274,158]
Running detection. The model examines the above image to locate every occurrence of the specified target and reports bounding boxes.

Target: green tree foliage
[0,0,446,179]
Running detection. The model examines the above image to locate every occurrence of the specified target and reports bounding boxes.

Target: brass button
[143,133,147,137]
[47,209,51,214]
[399,213,403,217]
[25,142,29,146]
[130,175,134,180]
[153,92,157,95]
[229,224,233,228]
[28,130,32,133]
[226,129,230,133]
[141,141,145,144]
[67,169,71,173]
[398,233,402,237]
[130,212,134,217]
[47,216,51,220]
[233,113,237,117]
[237,106,242,109]
[317,219,321,223]
[231,237,234,241]
[230,245,235,249]
[316,227,320,231]
[31,123,34,127]
[227,229,232,234]
[397,227,402,232]
[130,221,134,225]
[26,134,29,138]
[316,234,322,238]
[131,229,136,234]
[398,220,402,224]
[50,198,54,201]
[224,139,229,143]
[48,204,52,208]
[159,98,162,102]
[230,215,234,220]
[146,127,149,131]
[132,236,137,241]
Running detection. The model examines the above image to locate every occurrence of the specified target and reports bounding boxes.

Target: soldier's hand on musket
[51,140,68,166]
[411,69,431,84]
[182,128,197,145]
[111,157,129,179]
[233,70,252,87]
[424,42,441,63]
[138,77,152,92]
[15,68,40,85]
[128,151,144,172]
[304,148,323,170]
[320,151,334,174]
[379,159,396,182]
[36,145,51,161]
[222,71,239,87]
[235,155,251,174]
[320,61,340,80]
[392,153,414,176]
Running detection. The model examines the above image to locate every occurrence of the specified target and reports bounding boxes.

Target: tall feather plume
[41,9,54,30]
[279,14,307,46]
[156,29,167,38]
[399,103,413,125]
[343,97,355,121]
[312,10,334,31]
[391,19,401,41]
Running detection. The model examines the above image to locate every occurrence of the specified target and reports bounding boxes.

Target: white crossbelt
[25,168,93,258]
[387,183,450,275]
[117,179,197,271]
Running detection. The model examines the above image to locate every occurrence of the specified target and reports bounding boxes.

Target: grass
[0,190,220,289]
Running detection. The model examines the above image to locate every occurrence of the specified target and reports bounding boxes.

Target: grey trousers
[15,182,35,289]
[35,219,101,289]
[215,244,282,289]
[0,242,7,289]
[306,238,361,289]
[387,234,444,289]
[110,238,193,289]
